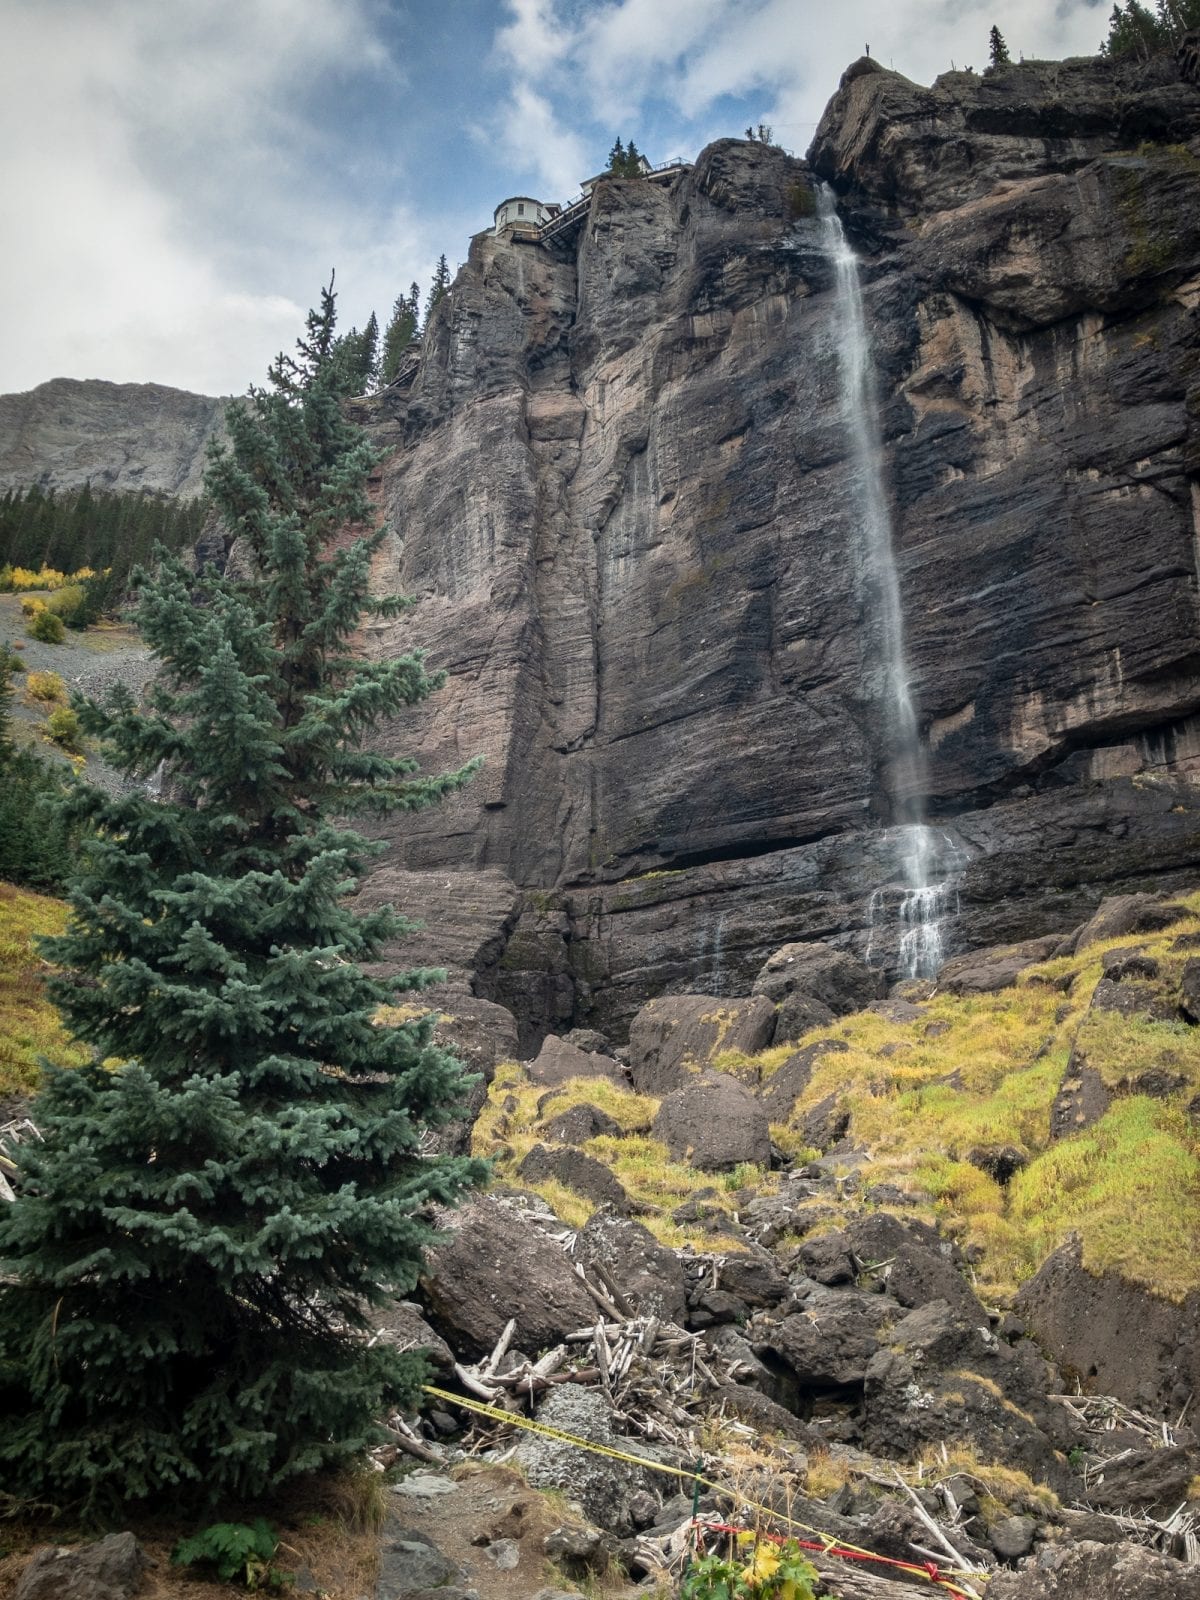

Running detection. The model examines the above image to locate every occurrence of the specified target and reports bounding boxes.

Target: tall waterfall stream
[817,187,963,978]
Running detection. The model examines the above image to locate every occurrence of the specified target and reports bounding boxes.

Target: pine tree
[332,311,380,396]
[424,255,451,326]
[360,310,379,390]
[1099,0,1199,55]
[0,278,486,1514]
[379,288,420,385]
[607,135,625,171]
[988,25,1011,66]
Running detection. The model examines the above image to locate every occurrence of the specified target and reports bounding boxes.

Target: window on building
[518,203,525,216]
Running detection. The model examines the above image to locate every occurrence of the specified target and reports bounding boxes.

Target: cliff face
[0,378,225,497]
[355,51,1200,1044]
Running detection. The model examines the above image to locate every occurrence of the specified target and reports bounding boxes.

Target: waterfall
[817,186,961,978]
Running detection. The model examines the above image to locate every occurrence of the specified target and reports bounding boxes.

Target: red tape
[694,1521,976,1597]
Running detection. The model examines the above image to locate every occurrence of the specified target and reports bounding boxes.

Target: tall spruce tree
[378,287,420,385]
[988,24,1011,66]
[0,278,485,1513]
[424,255,450,326]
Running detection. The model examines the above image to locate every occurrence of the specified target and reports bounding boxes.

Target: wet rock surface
[326,49,1200,1043]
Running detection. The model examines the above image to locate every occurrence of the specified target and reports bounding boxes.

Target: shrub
[173,1520,283,1589]
[25,671,64,703]
[19,596,44,618]
[45,706,81,750]
[27,610,65,644]
[45,584,87,629]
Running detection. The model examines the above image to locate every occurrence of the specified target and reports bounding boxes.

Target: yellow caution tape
[421,1382,989,1595]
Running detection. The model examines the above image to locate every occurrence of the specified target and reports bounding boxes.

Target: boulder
[1048,1059,1111,1142]
[540,1101,624,1145]
[1101,948,1160,982]
[517,1143,629,1211]
[758,1039,847,1120]
[14,1535,148,1600]
[717,1249,790,1308]
[370,1299,454,1370]
[420,1194,595,1358]
[627,994,776,1094]
[797,1231,857,1286]
[712,1383,822,1448]
[987,1539,1197,1600]
[765,1287,897,1388]
[1084,1445,1200,1518]
[1088,977,1175,1022]
[576,1209,688,1323]
[514,1384,660,1536]
[1014,1240,1200,1416]
[798,1093,850,1152]
[844,1214,985,1321]
[966,1144,1028,1185]
[989,1515,1036,1562]
[937,935,1061,996]
[752,941,881,1018]
[652,1074,771,1170]
[527,1035,626,1088]
[773,992,836,1044]
[1073,894,1178,953]
[1178,956,1200,1023]
[375,1524,466,1600]
[861,1301,1077,1492]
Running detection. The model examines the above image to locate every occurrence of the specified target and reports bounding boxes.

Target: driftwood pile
[0,1116,40,1203]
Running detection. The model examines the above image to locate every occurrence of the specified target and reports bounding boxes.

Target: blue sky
[1,0,1110,397]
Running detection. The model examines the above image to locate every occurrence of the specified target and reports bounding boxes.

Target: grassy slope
[0,881,87,1100]
[476,893,1200,1305]
[6,870,1199,1301]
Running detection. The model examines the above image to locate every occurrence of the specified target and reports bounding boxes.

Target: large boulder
[758,1039,848,1119]
[937,935,1060,996]
[420,1195,595,1358]
[843,1213,985,1321]
[576,1209,688,1323]
[652,1074,771,1171]
[1072,894,1179,953]
[517,1143,629,1211]
[988,1539,1198,1600]
[1014,1239,1200,1417]
[14,1534,148,1600]
[765,1288,895,1387]
[861,1301,1077,1492]
[627,995,776,1094]
[514,1384,660,1536]
[540,1101,624,1145]
[752,941,881,1024]
[527,1034,626,1088]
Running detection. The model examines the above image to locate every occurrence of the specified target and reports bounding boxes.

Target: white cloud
[0,0,435,396]
[487,0,1111,165]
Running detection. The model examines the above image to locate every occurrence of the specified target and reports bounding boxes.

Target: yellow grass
[0,882,89,1097]
[758,903,1200,1302]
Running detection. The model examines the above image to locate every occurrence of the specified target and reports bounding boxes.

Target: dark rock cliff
[354,50,1200,1045]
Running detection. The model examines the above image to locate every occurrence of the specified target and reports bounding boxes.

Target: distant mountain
[0,377,227,498]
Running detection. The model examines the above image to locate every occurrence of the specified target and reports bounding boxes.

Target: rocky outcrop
[345,49,1200,1044]
[0,378,225,497]
[1015,1239,1200,1415]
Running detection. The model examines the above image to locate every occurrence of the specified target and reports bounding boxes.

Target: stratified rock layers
[357,53,1200,1044]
